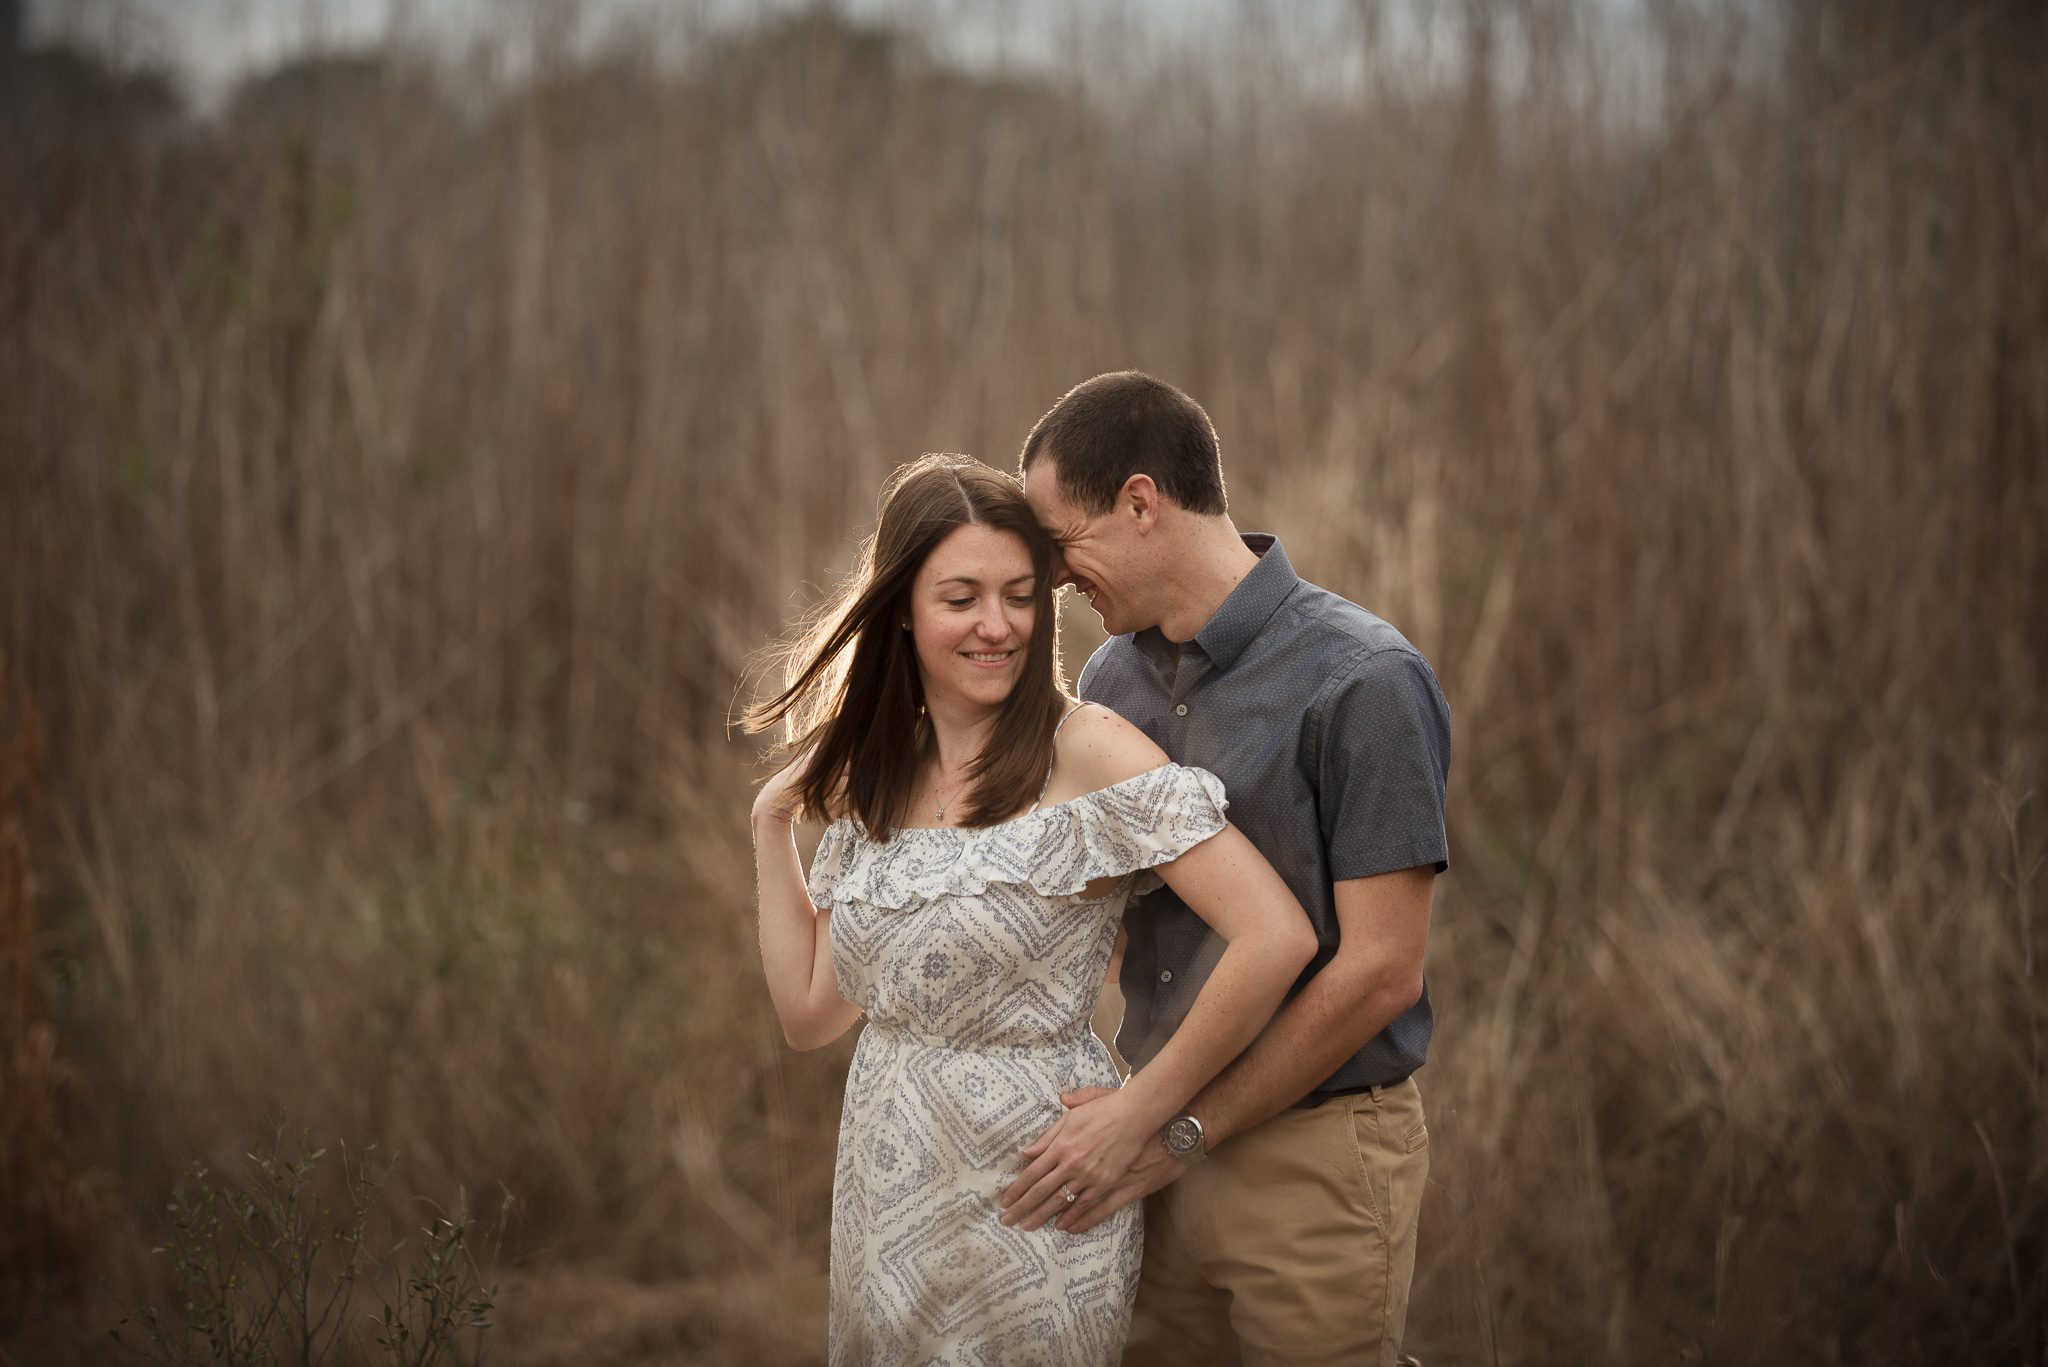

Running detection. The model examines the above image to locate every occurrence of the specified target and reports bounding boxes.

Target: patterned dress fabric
[807,762,1229,1366]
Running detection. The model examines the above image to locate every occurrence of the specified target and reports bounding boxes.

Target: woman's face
[906,522,1038,715]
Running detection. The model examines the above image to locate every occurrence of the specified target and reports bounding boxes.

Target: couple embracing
[746,372,1450,1367]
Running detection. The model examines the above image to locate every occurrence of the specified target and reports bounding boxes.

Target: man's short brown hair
[1019,371,1227,516]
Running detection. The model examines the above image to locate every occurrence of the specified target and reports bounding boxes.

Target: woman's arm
[1000,715,1317,1229]
[752,762,863,1052]
[1093,822,1316,1123]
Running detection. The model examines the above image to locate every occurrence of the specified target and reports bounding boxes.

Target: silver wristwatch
[1161,1111,1207,1162]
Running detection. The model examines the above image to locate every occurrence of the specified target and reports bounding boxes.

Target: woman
[743,454,1314,1366]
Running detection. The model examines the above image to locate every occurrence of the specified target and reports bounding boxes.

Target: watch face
[1164,1116,1202,1155]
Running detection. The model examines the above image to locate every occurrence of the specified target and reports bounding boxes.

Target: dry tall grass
[0,653,112,1324]
[2,1,2044,1362]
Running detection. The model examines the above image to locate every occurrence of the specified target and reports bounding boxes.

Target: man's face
[1022,455,1149,636]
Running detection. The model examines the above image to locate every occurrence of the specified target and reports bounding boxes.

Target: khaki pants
[1122,1078,1428,1367]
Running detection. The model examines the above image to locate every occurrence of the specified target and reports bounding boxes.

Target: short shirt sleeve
[1307,647,1452,882]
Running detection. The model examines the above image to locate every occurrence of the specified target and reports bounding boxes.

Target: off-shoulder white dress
[805,761,1229,1367]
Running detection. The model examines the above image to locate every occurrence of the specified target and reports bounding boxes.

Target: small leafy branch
[372,1207,497,1367]
[113,1119,502,1366]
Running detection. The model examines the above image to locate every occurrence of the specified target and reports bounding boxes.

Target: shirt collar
[1133,533,1298,672]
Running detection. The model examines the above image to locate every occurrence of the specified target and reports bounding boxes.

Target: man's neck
[1155,518,1263,644]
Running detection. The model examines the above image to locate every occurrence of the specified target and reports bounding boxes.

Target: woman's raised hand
[751,754,808,828]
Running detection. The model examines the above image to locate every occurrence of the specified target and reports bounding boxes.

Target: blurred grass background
[2,0,2045,1362]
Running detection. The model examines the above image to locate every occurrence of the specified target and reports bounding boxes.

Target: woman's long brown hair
[740,454,1067,837]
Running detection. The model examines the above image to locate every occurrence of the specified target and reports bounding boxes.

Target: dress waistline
[860,1018,1096,1059]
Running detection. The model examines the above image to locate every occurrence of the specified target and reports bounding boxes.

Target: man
[1002,371,1450,1367]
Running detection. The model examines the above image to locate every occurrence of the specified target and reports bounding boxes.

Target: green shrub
[114,1122,500,1367]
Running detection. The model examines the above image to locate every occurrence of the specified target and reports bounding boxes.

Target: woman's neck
[923,692,1000,774]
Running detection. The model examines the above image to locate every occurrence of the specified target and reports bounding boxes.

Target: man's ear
[1120,473,1161,527]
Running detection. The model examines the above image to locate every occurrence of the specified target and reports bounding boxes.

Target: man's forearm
[1186,959,1420,1147]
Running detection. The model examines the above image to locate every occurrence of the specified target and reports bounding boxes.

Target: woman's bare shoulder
[1048,700,1172,800]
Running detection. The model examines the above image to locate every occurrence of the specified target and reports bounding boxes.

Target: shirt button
[1160,970,1174,983]
[1174,703,1188,716]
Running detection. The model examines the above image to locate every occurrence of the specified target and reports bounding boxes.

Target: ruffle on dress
[806,763,1228,913]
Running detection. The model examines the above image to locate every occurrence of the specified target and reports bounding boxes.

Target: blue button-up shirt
[1080,535,1452,1094]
